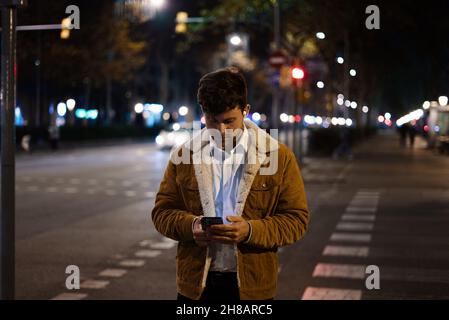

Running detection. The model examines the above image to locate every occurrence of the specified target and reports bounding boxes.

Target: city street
[15,130,449,300]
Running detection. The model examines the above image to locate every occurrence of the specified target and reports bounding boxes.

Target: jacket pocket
[245,175,281,213]
[176,175,203,213]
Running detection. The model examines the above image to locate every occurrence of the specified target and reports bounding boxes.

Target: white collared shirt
[209,125,248,272]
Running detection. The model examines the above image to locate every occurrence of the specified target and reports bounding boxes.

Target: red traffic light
[291,66,305,80]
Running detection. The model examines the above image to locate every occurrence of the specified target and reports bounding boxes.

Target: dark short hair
[197,67,247,115]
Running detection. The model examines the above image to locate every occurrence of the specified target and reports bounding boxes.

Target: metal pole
[271,0,281,129]
[1,4,17,300]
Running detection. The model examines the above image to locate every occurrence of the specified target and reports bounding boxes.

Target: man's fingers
[209,224,235,232]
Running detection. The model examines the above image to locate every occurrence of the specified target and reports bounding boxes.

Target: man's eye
[224,120,234,125]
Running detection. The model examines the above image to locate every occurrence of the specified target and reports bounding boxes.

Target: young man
[152,67,310,300]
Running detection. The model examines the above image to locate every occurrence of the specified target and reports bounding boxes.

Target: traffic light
[291,66,305,80]
[175,11,188,33]
[60,17,71,39]
[291,66,305,87]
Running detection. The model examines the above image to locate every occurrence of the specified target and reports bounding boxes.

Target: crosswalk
[302,190,380,300]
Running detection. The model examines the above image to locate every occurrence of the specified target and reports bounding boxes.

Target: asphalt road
[15,130,449,300]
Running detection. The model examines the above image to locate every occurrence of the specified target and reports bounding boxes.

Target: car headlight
[156,135,164,145]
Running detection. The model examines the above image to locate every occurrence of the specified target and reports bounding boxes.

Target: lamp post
[0,0,27,300]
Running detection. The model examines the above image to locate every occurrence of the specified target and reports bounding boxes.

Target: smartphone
[201,217,224,230]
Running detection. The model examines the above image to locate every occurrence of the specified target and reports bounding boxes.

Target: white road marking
[86,189,96,195]
[139,240,152,247]
[69,178,81,184]
[106,180,115,186]
[341,214,376,222]
[51,293,88,300]
[98,269,128,278]
[45,187,58,193]
[80,280,110,289]
[346,207,376,213]
[64,187,78,194]
[151,242,176,250]
[26,186,38,192]
[313,263,366,279]
[119,259,146,268]
[302,287,362,300]
[336,222,374,231]
[330,233,372,243]
[135,250,162,258]
[323,245,370,257]
[125,190,136,197]
[140,182,151,188]
[105,189,117,196]
[122,181,133,187]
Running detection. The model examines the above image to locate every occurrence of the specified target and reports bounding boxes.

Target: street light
[57,102,67,117]
[337,56,344,64]
[316,32,326,40]
[422,101,430,110]
[150,0,165,9]
[179,106,189,116]
[350,69,357,77]
[438,96,448,106]
[316,81,324,89]
[66,99,76,111]
[229,34,242,46]
[134,103,144,114]
[280,113,289,123]
[350,101,357,109]
[362,106,369,113]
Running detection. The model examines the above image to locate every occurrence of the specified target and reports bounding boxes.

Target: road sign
[269,50,287,69]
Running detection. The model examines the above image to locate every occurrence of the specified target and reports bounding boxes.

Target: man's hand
[193,217,210,247]
[209,216,250,244]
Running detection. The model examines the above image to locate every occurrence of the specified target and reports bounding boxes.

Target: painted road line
[45,187,58,193]
[119,259,146,268]
[98,269,128,278]
[26,186,39,192]
[122,180,133,187]
[330,233,372,243]
[151,242,176,250]
[313,263,366,279]
[346,207,376,213]
[105,189,117,196]
[69,178,81,184]
[125,190,137,197]
[302,287,362,300]
[139,240,152,247]
[323,245,370,257]
[341,214,376,222]
[88,179,98,185]
[51,293,88,300]
[64,187,79,194]
[80,280,110,289]
[135,250,162,258]
[336,222,374,231]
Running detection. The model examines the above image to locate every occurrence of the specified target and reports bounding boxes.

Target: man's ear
[244,104,251,116]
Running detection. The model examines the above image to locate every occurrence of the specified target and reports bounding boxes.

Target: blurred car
[155,122,202,150]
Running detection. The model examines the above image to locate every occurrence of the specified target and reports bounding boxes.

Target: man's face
[204,106,249,147]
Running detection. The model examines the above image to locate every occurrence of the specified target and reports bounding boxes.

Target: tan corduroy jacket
[151,119,310,300]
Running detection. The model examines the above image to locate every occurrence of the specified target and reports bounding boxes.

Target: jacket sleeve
[245,149,310,249]
[151,160,197,242]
